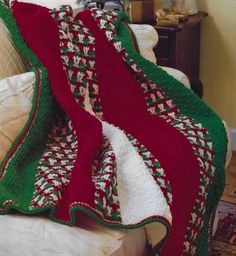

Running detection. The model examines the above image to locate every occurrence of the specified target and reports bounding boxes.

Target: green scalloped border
[0,2,57,210]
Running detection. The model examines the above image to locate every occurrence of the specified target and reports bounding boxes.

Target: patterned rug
[211,201,236,256]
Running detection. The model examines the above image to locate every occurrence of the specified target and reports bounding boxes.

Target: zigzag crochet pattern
[0,2,227,255]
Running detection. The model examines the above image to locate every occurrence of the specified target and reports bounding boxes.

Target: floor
[222,151,236,203]
[210,151,236,256]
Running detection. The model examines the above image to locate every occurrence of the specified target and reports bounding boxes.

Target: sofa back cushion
[0,18,27,79]
[0,72,35,164]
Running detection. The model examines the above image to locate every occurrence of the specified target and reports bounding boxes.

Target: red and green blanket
[0,2,228,255]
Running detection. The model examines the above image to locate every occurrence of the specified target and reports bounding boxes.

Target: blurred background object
[124,0,163,23]
[83,0,123,11]
[171,0,198,15]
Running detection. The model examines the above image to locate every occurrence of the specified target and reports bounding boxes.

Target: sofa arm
[129,24,159,65]
[159,66,191,89]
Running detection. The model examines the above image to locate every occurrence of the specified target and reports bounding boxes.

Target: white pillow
[0,72,34,164]
[0,18,27,79]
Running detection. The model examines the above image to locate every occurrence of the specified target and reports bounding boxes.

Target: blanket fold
[0,2,227,255]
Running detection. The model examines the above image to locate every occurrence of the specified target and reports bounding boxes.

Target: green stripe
[115,12,227,255]
[0,3,57,210]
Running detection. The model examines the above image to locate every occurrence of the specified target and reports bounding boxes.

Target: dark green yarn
[115,12,227,255]
[0,3,57,210]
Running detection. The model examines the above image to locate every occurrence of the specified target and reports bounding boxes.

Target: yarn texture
[0,2,227,255]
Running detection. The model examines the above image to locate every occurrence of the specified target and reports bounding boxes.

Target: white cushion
[0,72,34,164]
[0,214,124,256]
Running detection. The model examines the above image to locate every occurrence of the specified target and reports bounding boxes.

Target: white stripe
[102,122,171,225]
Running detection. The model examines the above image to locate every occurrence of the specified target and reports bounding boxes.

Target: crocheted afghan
[0,2,227,255]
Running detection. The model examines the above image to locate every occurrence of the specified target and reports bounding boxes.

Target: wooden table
[152,12,207,97]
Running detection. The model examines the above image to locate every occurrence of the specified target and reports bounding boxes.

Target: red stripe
[12,2,102,222]
[78,11,200,255]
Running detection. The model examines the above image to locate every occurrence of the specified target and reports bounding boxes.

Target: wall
[197,0,236,149]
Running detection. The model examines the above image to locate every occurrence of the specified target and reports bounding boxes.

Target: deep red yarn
[12,2,102,221]
[12,2,201,254]
[78,11,200,255]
